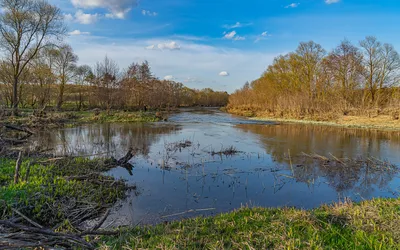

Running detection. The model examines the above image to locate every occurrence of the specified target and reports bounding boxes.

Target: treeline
[228,37,400,119]
[0,53,229,111]
[0,0,228,114]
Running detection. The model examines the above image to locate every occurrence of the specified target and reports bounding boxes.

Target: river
[30,108,400,226]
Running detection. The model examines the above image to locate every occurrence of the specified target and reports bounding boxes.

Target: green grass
[80,111,161,123]
[1,110,162,128]
[0,157,126,228]
[100,199,400,249]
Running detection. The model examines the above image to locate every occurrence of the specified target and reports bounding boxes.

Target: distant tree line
[228,37,400,119]
[0,0,228,114]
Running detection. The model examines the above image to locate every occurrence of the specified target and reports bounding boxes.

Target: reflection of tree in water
[290,155,398,197]
[237,124,400,196]
[237,124,400,163]
[32,123,180,157]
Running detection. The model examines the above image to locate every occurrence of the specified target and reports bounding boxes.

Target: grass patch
[100,199,400,249]
[81,111,162,123]
[0,157,126,229]
[1,110,163,129]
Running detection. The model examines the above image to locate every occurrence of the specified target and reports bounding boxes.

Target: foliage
[100,199,400,249]
[0,157,126,228]
[228,38,400,120]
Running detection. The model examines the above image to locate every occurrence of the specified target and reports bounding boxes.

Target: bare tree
[295,41,326,97]
[93,56,119,111]
[0,0,66,115]
[324,40,364,106]
[52,44,78,110]
[359,36,384,104]
[74,65,92,110]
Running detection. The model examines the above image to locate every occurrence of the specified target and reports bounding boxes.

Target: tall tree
[94,56,119,111]
[52,44,78,110]
[74,65,92,110]
[0,0,66,115]
[359,36,383,104]
[324,40,364,104]
[295,41,326,97]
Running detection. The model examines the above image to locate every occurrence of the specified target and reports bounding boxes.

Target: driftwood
[3,124,34,135]
[0,214,120,250]
[0,138,28,145]
[115,148,135,175]
[0,220,95,249]
[117,148,134,165]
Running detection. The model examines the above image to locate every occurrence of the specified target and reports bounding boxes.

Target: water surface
[31,108,400,225]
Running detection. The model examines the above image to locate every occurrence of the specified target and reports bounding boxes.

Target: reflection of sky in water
[30,109,400,226]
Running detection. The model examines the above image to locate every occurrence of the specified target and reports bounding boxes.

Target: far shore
[250,115,400,131]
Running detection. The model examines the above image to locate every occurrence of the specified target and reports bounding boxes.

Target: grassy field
[100,198,400,249]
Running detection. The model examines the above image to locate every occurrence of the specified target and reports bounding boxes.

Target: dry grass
[251,114,400,131]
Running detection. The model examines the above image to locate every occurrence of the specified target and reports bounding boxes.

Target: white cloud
[146,41,181,50]
[223,22,252,29]
[71,0,137,19]
[64,13,74,21]
[223,31,245,41]
[325,0,340,4]
[67,36,277,92]
[255,31,271,42]
[223,31,237,39]
[105,9,131,19]
[234,36,245,41]
[285,3,299,8]
[164,75,174,80]
[75,10,99,24]
[142,10,158,16]
[219,71,229,76]
[158,42,180,50]
[69,30,90,35]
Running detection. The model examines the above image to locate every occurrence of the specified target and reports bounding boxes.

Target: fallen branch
[161,208,216,219]
[4,124,34,135]
[11,208,43,229]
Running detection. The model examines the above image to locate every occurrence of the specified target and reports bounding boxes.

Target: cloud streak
[285,3,299,8]
[223,22,252,29]
[223,31,245,41]
[71,0,137,19]
[325,0,340,4]
[69,30,90,35]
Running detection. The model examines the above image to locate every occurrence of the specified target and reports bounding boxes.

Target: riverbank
[0,110,164,129]
[252,115,400,131]
[0,154,132,249]
[100,198,400,249]
[227,108,400,131]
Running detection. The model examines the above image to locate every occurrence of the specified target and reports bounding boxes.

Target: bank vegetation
[228,38,400,125]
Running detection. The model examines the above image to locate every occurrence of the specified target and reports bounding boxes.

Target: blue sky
[52,0,400,92]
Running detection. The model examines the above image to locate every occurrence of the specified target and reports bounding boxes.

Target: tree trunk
[12,76,19,116]
[57,81,65,111]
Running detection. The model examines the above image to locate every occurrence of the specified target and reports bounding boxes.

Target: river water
[30,108,400,225]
